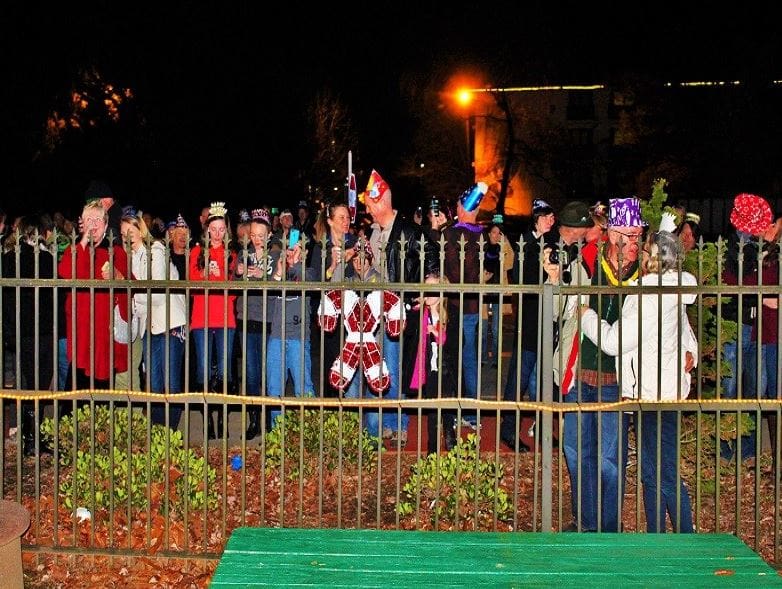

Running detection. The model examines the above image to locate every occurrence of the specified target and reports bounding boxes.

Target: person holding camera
[430,183,489,430]
[498,199,556,451]
[547,197,642,533]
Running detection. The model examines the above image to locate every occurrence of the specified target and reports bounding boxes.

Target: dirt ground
[7,422,782,588]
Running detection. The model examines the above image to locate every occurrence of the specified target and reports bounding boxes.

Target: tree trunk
[495,92,515,217]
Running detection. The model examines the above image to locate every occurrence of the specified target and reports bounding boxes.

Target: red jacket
[58,241,129,380]
[189,243,237,329]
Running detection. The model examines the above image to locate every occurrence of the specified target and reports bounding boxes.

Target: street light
[455,88,477,173]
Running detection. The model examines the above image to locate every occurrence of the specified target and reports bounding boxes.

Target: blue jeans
[481,302,500,363]
[500,349,537,441]
[461,313,479,400]
[563,383,629,532]
[57,337,69,391]
[743,340,779,455]
[750,342,779,401]
[243,331,264,397]
[192,327,235,388]
[344,363,364,399]
[266,337,315,424]
[720,324,756,461]
[363,332,408,437]
[145,328,185,429]
[640,411,693,533]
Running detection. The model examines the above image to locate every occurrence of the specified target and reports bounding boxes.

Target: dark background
[1,4,779,222]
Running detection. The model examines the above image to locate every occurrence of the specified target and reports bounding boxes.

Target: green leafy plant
[263,407,380,478]
[397,434,512,527]
[41,404,217,513]
[640,179,752,472]
[640,178,682,233]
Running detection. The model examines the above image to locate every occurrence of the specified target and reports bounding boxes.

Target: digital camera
[548,245,570,267]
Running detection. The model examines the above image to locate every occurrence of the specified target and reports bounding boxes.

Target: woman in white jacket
[580,230,696,533]
[120,212,188,430]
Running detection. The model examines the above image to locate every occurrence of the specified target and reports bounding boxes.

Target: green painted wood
[210,528,782,588]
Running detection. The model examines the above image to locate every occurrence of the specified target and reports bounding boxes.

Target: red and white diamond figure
[318,289,406,394]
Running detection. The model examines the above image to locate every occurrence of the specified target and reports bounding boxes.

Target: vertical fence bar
[541,282,554,531]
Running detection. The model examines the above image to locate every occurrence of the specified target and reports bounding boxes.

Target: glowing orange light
[456,89,473,106]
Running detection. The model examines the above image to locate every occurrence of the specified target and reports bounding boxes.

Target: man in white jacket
[580,229,696,532]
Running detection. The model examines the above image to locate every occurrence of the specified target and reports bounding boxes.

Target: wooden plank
[210,528,782,588]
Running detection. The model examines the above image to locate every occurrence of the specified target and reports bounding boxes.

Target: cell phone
[288,228,300,249]
[430,197,439,216]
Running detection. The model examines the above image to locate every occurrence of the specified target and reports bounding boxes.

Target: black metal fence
[1,232,780,566]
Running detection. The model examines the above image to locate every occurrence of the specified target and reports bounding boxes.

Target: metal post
[541,283,554,531]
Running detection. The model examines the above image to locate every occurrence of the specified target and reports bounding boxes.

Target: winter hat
[365,169,390,201]
[730,193,773,236]
[206,201,228,223]
[608,197,645,228]
[251,208,271,226]
[532,198,555,217]
[459,182,488,212]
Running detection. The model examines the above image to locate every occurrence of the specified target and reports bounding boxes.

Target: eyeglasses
[610,229,643,241]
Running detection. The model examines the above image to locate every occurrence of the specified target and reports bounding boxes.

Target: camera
[430,197,439,216]
[548,245,570,267]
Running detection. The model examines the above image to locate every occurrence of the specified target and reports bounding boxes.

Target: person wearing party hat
[566,196,644,532]
[579,228,698,533]
[721,193,777,467]
[430,181,489,432]
[167,213,190,281]
[232,208,275,438]
[189,201,238,439]
[499,198,562,452]
[362,169,437,445]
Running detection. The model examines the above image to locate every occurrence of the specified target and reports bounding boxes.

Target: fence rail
[1,234,781,567]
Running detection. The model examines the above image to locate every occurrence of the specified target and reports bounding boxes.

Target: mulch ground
[7,419,782,588]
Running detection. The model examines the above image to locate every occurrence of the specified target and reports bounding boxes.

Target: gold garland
[600,255,638,286]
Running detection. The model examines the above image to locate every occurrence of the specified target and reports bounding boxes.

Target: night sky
[2,4,779,221]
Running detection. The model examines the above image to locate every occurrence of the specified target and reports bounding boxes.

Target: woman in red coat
[189,202,237,438]
[58,200,129,389]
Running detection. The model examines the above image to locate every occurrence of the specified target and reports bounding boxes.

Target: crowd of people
[2,172,780,534]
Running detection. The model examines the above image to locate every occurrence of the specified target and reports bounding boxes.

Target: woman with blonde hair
[410,271,458,453]
[119,209,188,429]
[312,202,357,397]
[189,202,238,439]
[58,200,129,390]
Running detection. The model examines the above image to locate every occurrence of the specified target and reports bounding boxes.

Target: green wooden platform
[210,528,782,588]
